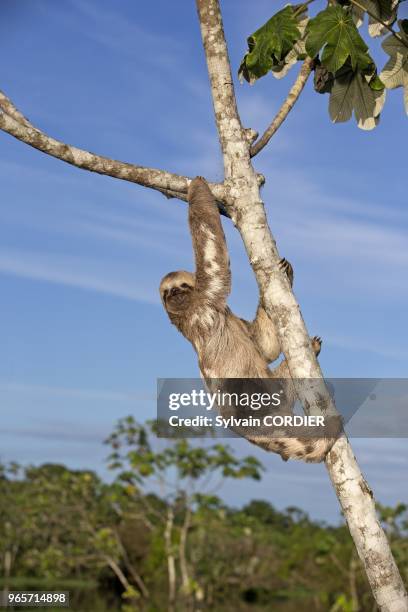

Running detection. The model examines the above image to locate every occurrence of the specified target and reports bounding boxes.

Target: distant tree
[1,456,407,610]
[0,461,148,607]
[105,416,264,610]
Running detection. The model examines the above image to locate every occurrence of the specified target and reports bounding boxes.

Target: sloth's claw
[278,258,294,286]
[311,336,322,356]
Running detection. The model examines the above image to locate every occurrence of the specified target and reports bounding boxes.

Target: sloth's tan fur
[160,177,340,462]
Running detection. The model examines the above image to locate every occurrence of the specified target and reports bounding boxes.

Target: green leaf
[329,63,386,129]
[351,0,397,38]
[369,74,385,91]
[306,6,373,73]
[329,66,355,123]
[238,6,300,83]
[380,22,408,114]
[272,14,310,80]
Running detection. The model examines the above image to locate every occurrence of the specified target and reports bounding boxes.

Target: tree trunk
[165,507,177,612]
[179,505,193,608]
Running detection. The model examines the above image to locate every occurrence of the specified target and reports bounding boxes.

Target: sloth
[160,177,340,462]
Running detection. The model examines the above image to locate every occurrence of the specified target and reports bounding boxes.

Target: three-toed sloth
[160,177,340,462]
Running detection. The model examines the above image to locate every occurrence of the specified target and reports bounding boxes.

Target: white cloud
[0,425,106,445]
[64,0,182,67]
[258,168,408,298]
[237,91,279,129]
[0,248,159,303]
[325,334,408,360]
[0,381,155,403]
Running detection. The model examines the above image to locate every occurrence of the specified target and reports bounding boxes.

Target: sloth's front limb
[188,177,231,309]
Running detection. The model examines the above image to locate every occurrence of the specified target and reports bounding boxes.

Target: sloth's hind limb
[248,258,294,364]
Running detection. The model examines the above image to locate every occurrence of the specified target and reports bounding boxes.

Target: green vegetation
[0,419,406,611]
[239,0,408,128]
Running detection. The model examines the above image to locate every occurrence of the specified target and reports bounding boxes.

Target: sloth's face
[160,271,195,314]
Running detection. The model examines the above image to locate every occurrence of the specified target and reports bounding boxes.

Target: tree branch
[250,57,314,157]
[0,91,227,204]
[196,1,408,611]
[0,90,33,128]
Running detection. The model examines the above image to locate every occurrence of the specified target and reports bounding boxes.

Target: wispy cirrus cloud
[0,425,106,445]
[257,168,408,298]
[52,0,183,69]
[325,334,408,361]
[0,381,154,403]
[0,248,159,303]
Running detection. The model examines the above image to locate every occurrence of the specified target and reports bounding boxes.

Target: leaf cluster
[1,447,407,610]
[106,416,264,489]
[239,7,301,83]
[239,1,408,128]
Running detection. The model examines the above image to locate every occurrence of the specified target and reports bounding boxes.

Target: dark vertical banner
[157,378,408,438]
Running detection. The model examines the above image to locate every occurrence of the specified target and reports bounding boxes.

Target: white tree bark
[164,507,177,611]
[195,1,408,610]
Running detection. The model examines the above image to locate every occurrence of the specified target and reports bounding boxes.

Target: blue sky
[0,0,407,522]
